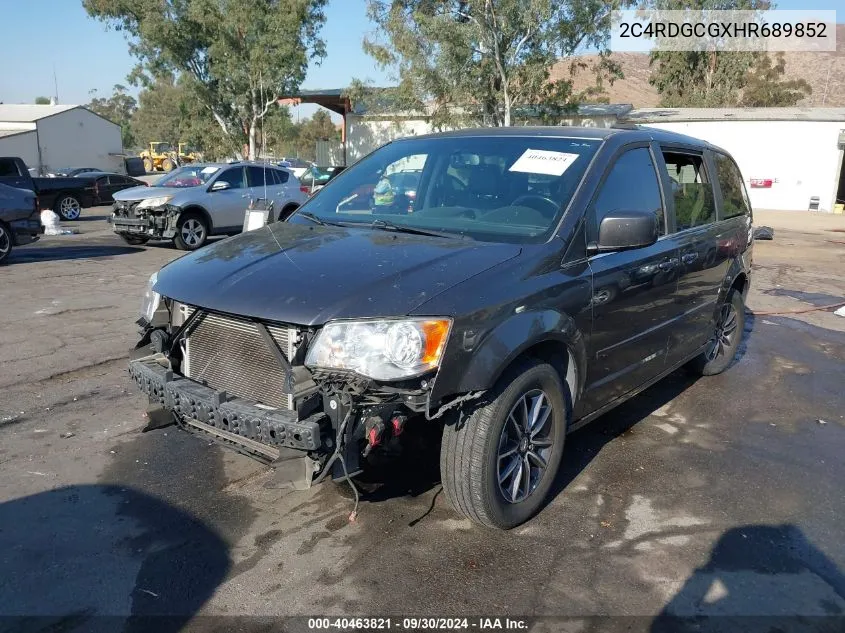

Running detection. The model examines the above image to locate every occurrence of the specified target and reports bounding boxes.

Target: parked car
[127,127,753,529]
[276,157,312,179]
[299,165,347,195]
[0,183,40,264]
[50,167,101,177]
[0,157,96,220]
[74,172,148,206]
[111,163,307,250]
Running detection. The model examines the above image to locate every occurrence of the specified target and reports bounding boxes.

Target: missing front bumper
[129,356,325,462]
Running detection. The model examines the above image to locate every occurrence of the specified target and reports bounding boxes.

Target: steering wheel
[510,194,559,217]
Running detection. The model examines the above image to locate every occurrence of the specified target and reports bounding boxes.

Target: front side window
[215,167,246,190]
[593,147,665,236]
[295,136,601,243]
[714,153,751,219]
[0,159,21,178]
[662,151,716,230]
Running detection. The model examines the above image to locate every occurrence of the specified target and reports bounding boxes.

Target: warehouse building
[625,107,845,213]
[0,104,124,175]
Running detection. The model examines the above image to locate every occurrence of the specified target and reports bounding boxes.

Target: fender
[430,307,589,406]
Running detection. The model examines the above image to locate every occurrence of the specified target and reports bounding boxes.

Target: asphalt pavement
[1,208,844,631]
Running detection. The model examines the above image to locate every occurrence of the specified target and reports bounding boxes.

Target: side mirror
[210,180,230,192]
[589,209,659,254]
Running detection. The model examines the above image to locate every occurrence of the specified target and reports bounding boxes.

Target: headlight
[305,318,451,381]
[139,271,161,323]
[136,196,173,209]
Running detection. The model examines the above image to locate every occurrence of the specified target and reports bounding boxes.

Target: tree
[295,110,339,160]
[34,96,51,105]
[740,52,811,106]
[361,0,630,128]
[647,0,772,107]
[87,84,138,147]
[83,0,327,159]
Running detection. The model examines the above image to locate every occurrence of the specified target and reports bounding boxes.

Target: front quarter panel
[417,249,592,405]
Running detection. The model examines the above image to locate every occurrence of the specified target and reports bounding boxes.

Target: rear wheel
[55,194,82,221]
[119,234,150,246]
[162,158,175,172]
[0,222,12,265]
[440,358,569,529]
[173,212,208,251]
[688,290,744,376]
[277,204,299,222]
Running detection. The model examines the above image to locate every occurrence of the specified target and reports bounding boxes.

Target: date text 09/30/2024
[307,617,529,630]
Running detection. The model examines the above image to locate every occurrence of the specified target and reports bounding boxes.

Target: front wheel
[55,194,82,221]
[688,289,745,376]
[440,359,569,529]
[0,222,12,265]
[173,213,208,251]
[162,158,175,172]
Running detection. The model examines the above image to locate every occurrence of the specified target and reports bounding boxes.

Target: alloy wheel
[705,302,739,362]
[0,225,10,260]
[497,389,555,504]
[181,219,205,247]
[60,197,81,220]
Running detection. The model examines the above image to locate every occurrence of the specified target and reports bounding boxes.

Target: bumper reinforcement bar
[129,356,324,460]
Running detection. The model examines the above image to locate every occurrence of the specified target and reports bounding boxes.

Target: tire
[54,194,82,221]
[277,204,299,222]
[119,234,150,246]
[0,222,12,265]
[162,158,175,172]
[440,358,570,529]
[143,158,153,173]
[173,212,209,251]
[688,289,745,376]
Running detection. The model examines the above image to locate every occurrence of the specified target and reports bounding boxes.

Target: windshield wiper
[296,211,347,227]
[369,218,466,240]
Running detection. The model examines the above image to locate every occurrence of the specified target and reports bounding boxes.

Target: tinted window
[662,151,716,231]
[216,167,245,190]
[0,159,21,178]
[292,136,601,243]
[247,166,267,187]
[274,169,289,184]
[714,153,751,219]
[157,166,219,188]
[594,147,665,235]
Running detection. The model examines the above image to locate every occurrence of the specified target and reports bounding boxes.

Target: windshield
[293,135,600,243]
[154,165,220,188]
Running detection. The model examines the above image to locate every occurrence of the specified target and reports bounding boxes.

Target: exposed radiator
[181,309,298,410]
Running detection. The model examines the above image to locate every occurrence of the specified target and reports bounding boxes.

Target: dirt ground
[0,207,844,631]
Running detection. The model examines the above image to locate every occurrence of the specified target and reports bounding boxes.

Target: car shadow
[651,524,845,631]
[0,484,229,632]
[75,213,112,222]
[9,244,143,263]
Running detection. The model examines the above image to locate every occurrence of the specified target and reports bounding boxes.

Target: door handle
[658,258,679,271]
[682,253,698,265]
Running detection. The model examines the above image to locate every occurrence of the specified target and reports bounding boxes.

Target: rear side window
[662,151,716,231]
[274,169,289,184]
[247,166,267,187]
[0,159,21,178]
[593,147,665,236]
[714,153,751,219]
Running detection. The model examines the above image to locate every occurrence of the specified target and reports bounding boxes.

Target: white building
[625,108,845,213]
[0,104,124,175]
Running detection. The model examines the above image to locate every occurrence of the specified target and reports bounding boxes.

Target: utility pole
[52,64,59,105]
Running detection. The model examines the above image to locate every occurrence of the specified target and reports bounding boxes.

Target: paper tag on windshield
[201,166,219,175]
[509,149,579,176]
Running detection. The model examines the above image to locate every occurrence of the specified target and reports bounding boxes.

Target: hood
[154,223,521,326]
[114,186,191,202]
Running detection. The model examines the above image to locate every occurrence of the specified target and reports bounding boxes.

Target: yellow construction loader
[139,142,178,173]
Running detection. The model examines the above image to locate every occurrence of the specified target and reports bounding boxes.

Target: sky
[0,0,841,118]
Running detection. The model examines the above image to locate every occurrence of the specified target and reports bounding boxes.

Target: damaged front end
[129,277,480,490]
[113,199,181,240]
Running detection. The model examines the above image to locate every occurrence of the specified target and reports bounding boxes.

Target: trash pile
[40,210,76,236]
